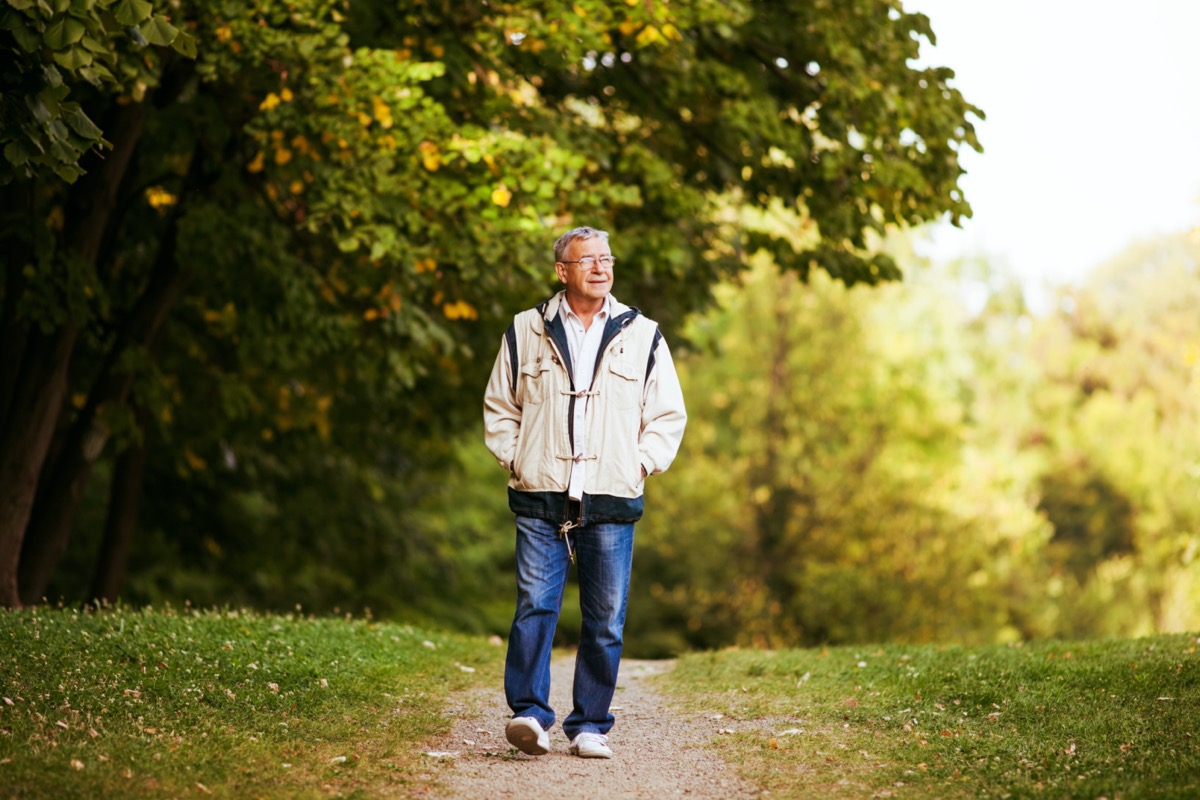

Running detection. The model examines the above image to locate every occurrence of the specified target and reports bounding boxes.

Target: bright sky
[907,0,1200,293]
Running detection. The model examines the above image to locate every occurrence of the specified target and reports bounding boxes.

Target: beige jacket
[483,291,686,523]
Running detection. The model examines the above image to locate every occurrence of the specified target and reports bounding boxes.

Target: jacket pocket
[518,359,553,405]
[605,359,641,410]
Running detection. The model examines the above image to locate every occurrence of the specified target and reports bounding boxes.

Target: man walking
[483,226,687,758]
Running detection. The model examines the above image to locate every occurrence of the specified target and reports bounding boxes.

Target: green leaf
[77,62,114,85]
[169,28,195,58]
[48,0,68,12]
[52,161,84,183]
[61,103,102,139]
[78,33,109,54]
[51,45,92,69]
[8,23,42,52]
[42,63,63,86]
[43,15,84,47]
[4,139,35,166]
[69,0,95,12]
[6,0,37,10]
[138,13,175,46]
[110,0,149,26]
[24,93,52,124]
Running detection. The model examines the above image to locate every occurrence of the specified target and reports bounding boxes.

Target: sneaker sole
[506,724,549,756]
[571,748,612,759]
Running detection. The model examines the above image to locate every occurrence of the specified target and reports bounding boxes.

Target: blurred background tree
[5,1,1197,656]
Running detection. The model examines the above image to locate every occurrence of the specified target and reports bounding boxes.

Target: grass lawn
[665,634,1200,799]
[0,605,503,798]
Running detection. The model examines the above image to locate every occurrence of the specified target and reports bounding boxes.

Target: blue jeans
[504,514,634,741]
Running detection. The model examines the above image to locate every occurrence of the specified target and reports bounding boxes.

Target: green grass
[665,634,1200,799]
[0,605,503,799]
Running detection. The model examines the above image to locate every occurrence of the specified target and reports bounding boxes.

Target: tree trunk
[19,210,192,604]
[89,424,148,604]
[0,327,78,607]
[0,181,35,428]
[0,102,146,608]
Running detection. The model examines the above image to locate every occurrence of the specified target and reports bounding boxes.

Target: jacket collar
[539,290,631,326]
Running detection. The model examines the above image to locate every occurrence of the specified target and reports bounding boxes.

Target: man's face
[555,237,614,305]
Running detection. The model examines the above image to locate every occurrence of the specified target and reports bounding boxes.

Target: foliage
[1,0,984,610]
[629,254,1049,653]
[666,634,1200,799]
[0,0,193,184]
[0,605,501,797]
[1017,232,1200,639]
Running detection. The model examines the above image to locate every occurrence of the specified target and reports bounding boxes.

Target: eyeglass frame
[558,255,617,268]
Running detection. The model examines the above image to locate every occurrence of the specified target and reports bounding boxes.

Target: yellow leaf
[145,186,177,209]
[414,258,437,273]
[636,25,662,46]
[364,308,379,321]
[491,184,512,207]
[247,151,264,173]
[280,87,294,102]
[443,300,478,320]
[215,25,232,43]
[661,23,682,41]
[183,448,207,471]
[274,148,292,165]
[619,19,638,36]
[357,112,373,127]
[419,141,441,171]
[259,93,280,111]
[289,180,304,195]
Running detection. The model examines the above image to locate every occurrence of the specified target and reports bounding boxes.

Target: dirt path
[423,655,760,799]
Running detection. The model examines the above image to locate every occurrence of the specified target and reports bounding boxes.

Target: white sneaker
[569,732,613,759]
[505,716,550,755]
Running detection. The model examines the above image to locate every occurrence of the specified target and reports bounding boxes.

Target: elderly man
[483,226,687,759]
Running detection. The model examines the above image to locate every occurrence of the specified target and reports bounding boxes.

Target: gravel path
[423,655,760,799]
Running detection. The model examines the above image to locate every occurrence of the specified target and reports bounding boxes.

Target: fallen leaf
[70,759,85,770]
[2,697,13,706]
[55,721,69,730]
[425,751,457,758]
[843,697,859,708]
[458,665,476,673]
[769,738,779,749]
[329,756,347,764]
[196,782,211,794]
[1064,742,1076,755]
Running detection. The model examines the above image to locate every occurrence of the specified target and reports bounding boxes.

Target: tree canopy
[0,0,982,608]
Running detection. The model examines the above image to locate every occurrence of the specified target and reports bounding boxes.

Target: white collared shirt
[560,295,612,501]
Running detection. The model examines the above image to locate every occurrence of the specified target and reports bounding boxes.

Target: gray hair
[554,226,609,262]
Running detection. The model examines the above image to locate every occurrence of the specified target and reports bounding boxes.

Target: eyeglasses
[560,255,617,268]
